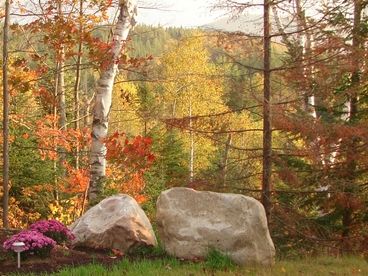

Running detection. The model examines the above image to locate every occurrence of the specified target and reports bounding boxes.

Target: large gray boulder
[156,188,275,265]
[70,195,157,252]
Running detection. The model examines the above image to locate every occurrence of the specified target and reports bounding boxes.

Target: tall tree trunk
[2,0,11,229]
[57,1,67,131]
[341,0,362,253]
[74,0,83,169]
[53,55,66,197]
[58,53,66,131]
[53,64,59,201]
[262,0,272,223]
[189,96,194,183]
[294,0,313,115]
[219,134,232,188]
[51,1,66,201]
[273,0,315,116]
[88,0,137,203]
[57,2,67,188]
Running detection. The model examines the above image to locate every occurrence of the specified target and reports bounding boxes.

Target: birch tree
[160,35,226,183]
[88,0,138,202]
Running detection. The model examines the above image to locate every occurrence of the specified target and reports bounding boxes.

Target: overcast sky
[10,0,222,27]
[137,0,222,27]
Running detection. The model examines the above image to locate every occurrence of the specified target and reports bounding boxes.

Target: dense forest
[1,0,367,259]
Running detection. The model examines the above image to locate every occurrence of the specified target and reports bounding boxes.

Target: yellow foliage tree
[160,33,227,181]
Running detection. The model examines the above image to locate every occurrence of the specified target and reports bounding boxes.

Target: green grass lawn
[19,255,367,276]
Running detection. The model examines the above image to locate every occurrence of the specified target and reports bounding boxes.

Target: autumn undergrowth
[11,255,368,276]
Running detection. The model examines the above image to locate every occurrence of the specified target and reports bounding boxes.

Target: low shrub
[3,230,56,258]
[29,219,74,244]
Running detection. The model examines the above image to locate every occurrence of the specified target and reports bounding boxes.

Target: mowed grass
[19,255,367,276]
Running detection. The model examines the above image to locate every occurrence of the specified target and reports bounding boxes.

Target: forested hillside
[1,0,367,260]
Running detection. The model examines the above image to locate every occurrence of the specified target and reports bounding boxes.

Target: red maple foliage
[105,132,155,202]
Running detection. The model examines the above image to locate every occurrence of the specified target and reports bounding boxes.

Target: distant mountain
[202,13,296,38]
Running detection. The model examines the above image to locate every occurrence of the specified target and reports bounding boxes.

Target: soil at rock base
[0,229,123,275]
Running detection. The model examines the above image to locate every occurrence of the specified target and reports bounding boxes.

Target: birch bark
[189,96,194,183]
[88,0,137,202]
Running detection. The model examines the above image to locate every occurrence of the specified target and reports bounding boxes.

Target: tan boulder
[70,195,157,252]
[156,187,275,265]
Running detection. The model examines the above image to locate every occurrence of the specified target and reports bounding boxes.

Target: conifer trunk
[342,0,362,253]
[88,0,137,203]
[262,0,272,223]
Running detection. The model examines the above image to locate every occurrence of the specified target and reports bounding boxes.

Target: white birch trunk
[272,1,316,117]
[189,129,194,183]
[88,0,137,202]
[57,1,66,131]
[58,56,66,130]
[189,96,194,183]
[58,50,67,183]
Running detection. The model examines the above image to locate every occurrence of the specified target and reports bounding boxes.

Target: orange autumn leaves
[105,132,155,170]
[33,117,155,203]
[105,132,155,203]
[35,115,90,161]
[34,115,91,195]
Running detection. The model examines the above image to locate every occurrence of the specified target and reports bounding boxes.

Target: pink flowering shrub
[29,219,75,244]
[3,230,56,258]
